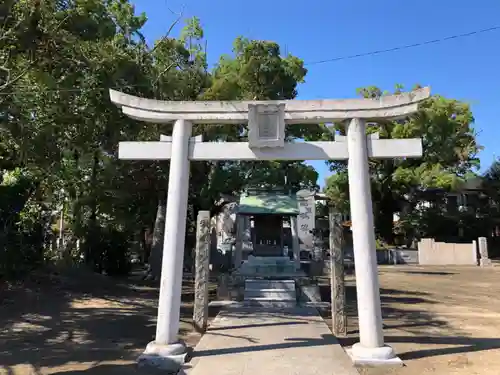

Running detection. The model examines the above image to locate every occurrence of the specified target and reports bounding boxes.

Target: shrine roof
[238,191,299,216]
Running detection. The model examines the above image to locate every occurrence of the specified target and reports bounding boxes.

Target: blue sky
[132,0,500,189]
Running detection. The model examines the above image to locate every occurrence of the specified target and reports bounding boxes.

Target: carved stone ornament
[248,103,286,148]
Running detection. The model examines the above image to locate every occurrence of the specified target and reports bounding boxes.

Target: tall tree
[0,2,326,276]
[0,0,202,274]
[199,36,321,194]
[325,84,481,244]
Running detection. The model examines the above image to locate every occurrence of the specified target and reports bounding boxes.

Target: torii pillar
[110,87,430,369]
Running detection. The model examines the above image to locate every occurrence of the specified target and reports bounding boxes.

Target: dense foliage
[1,1,495,277]
[324,85,485,245]
[0,0,319,277]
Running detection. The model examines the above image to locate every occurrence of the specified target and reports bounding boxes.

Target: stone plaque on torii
[110,87,430,369]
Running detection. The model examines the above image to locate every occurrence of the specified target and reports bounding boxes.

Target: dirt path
[0,268,218,375]
[4,266,500,374]
[323,266,500,375]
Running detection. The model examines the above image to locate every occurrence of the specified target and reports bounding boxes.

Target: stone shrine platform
[182,305,360,375]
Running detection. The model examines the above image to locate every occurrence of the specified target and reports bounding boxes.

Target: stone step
[245,296,296,301]
[244,279,297,306]
[244,289,296,301]
[244,288,295,292]
[245,279,296,291]
[242,300,297,308]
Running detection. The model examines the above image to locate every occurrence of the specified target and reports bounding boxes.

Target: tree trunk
[70,149,83,263]
[375,161,396,245]
[149,191,166,279]
[188,202,202,273]
[377,192,395,245]
[140,227,152,264]
[86,151,101,271]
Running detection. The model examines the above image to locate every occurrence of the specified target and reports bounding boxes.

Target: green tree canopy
[325,84,481,244]
[0,1,323,276]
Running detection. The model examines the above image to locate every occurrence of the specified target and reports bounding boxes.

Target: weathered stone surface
[110,86,430,123]
[216,273,231,300]
[480,258,493,267]
[329,208,347,337]
[248,103,286,149]
[234,215,244,268]
[296,190,315,251]
[478,237,493,267]
[138,341,187,373]
[193,211,211,333]
[479,236,488,258]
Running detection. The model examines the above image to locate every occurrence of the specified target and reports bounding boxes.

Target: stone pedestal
[480,258,493,267]
[478,237,493,267]
[137,342,187,372]
[347,344,402,366]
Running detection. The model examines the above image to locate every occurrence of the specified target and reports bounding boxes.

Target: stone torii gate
[110,87,430,367]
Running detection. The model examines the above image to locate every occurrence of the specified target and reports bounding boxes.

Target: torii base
[137,341,187,372]
[346,343,403,367]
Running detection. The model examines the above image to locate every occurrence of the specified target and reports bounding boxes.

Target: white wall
[418,238,478,266]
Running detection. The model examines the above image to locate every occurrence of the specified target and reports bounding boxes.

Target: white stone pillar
[140,119,192,369]
[346,118,395,361]
[291,216,301,270]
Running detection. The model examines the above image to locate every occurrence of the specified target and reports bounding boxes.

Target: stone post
[478,237,492,267]
[217,273,231,300]
[329,207,347,337]
[346,118,395,361]
[139,119,192,367]
[234,215,244,268]
[297,191,315,251]
[242,216,252,243]
[291,216,301,270]
[193,211,211,333]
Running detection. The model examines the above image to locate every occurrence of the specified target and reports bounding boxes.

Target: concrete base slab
[137,341,187,373]
[346,347,404,367]
[480,258,493,267]
[301,301,330,309]
[208,300,240,307]
[184,305,360,375]
[242,300,297,308]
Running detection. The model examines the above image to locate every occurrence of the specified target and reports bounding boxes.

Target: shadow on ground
[183,306,343,359]
[193,333,338,357]
[398,271,457,276]
[318,277,500,363]
[391,335,500,360]
[37,363,138,375]
[0,267,219,374]
[319,284,446,334]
